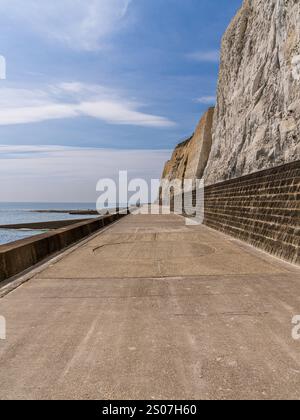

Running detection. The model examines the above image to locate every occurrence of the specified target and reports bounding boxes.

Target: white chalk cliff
[161,0,299,187]
[204,0,300,184]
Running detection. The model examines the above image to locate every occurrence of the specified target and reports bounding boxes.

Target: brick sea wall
[182,161,299,265]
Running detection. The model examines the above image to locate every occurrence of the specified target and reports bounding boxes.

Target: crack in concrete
[92,242,133,253]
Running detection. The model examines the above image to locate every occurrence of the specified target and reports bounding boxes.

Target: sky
[0,0,242,202]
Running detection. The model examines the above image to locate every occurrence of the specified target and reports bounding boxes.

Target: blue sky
[0,0,242,202]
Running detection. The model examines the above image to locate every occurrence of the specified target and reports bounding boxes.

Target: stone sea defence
[203,161,299,265]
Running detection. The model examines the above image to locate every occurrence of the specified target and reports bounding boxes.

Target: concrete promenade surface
[0,213,300,400]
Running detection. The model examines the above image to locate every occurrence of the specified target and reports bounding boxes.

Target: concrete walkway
[0,213,300,400]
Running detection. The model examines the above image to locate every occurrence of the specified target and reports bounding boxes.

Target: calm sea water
[0,202,97,245]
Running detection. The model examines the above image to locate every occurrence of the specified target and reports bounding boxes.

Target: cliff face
[204,0,300,184]
[161,108,214,186]
[162,0,299,187]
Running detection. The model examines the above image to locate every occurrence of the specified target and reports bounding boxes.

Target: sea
[0,202,98,245]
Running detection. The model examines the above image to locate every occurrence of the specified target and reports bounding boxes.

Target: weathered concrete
[0,213,126,282]
[0,218,90,230]
[0,213,300,400]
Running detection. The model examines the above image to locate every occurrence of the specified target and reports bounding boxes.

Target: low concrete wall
[0,213,125,282]
[182,161,299,265]
[0,218,91,230]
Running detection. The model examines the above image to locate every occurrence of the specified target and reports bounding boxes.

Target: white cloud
[0,83,175,128]
[0,0,132,50]
[0,145,171,202]
[194,96,216,105]
[187,50,220,63]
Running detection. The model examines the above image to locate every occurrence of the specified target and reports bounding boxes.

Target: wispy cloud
[0,83,175,128]
[187,50,220,63]
[0,145,171,202]
[0,0,133,50]
[194,96,216,105]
